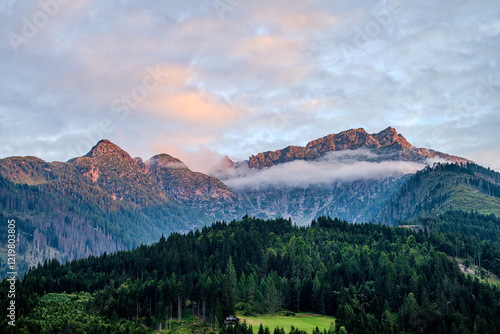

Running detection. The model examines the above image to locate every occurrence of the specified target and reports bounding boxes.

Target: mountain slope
[0,128,490,278]
[230,176,410,224]
[224,127,472,224]
[0,141,237,278]
[378,163,500,224]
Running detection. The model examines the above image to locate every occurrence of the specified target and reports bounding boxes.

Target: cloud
[220,149,426,189]
[144,90,242,126]
[0,0,498,172]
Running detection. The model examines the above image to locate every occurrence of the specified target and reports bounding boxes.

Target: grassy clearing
[158,312,211,333]
[455,258,500,286]
[445,185,500,217]
[238,312,335,333]
[398,225,424,232]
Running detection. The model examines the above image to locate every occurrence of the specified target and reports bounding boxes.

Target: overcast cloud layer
[0,0,499,172]
[219,150,427,189]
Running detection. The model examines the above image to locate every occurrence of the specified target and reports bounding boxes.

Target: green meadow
[238,312,336,333]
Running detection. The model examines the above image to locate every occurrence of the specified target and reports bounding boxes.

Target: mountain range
[1,127,499,278]
[247,127,469,168]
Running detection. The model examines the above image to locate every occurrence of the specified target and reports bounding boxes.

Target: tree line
[1,215,499,333]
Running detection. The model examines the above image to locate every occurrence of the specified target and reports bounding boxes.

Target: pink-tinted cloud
[0,0,498,173]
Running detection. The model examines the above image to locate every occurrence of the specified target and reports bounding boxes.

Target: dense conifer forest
[1,215,499,333]
[413,211,500,276]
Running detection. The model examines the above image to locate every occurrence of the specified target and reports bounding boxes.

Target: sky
[0,0,499,173]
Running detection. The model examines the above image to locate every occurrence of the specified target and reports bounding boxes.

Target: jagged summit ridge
[306,127,412,154]
[248,127,469,169]
[372,127,412,148]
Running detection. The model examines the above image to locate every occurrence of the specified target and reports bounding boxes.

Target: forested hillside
[0,133,489,282]
[378,163,500,224]
[0,172,203,279]
[408,211,500,276]
[2,216,499,333]
[0,140,236,279]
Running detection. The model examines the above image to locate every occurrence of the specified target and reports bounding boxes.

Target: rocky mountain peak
[84,139,133,161]
[146,154,188,169]
[306,127,413,155]
[146,154,235,201]
[223,156,235,169]
[306,128,379,154]
[372,127,412,148]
